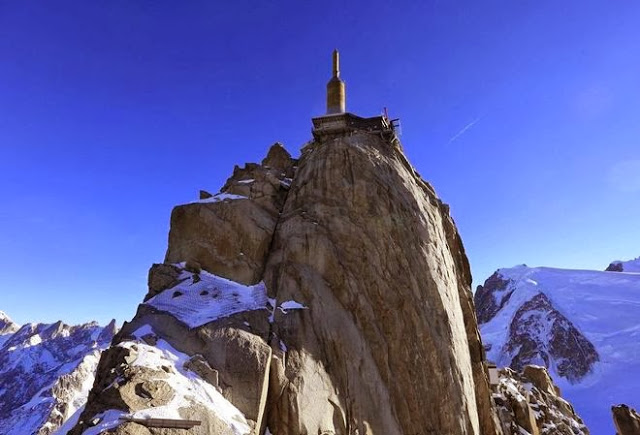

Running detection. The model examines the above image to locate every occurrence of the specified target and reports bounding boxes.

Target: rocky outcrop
[493,366,589,435]
[163,143,296,286]
[606,262,625,272]
[474,272,514,324]
[606,257,640,273]
[71,134,503,434]
[0,315,116,435]
[612,404,640,435]
[504,293,598,382]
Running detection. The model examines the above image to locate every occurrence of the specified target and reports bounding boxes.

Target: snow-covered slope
[0,311,117,435]
[475,261,640,435]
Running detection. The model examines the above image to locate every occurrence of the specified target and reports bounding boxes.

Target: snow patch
[278,300,307,313]
[81,409,125,435]
[115,339,251,434]
[145,269,269,328]
[132,324,154,339]
[194,193,247,204]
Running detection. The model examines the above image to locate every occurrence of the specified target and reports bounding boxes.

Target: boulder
[145,263,183,301]
[164,198,277,285]
[523,365,556,396]
[134,379,174,407]
[183,354,219,388]
[199,189,213,200]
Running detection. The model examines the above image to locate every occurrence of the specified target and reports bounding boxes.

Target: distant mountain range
[475,257,640,435]
[0,311,116,435]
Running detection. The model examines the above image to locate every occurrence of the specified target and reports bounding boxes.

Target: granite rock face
[264,134,493,435]
[70,136,502,434]
[163,143,295,286]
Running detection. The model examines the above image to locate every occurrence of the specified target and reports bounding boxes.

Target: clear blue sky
[1,1,639,326]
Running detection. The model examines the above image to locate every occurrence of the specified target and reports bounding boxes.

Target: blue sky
[1,1,639,326]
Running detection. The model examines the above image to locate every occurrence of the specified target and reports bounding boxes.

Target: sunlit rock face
[612,404,640,435]
[70,134,501,435]
[263,134,493,435]
[0,313,116,435]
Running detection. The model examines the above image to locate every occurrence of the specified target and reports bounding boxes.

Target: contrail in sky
[448,117,481,144]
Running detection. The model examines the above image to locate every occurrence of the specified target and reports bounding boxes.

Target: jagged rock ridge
[70,134,503,435]
[0,312,117,435]
[493,365,589,435]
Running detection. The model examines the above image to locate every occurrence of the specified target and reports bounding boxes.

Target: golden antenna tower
[326,49,346,114]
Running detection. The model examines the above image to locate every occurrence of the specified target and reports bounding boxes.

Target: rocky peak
[612,404,640,435]
[261,142,293,171]
[98,319,118,343]
[0,311,18,336]
[162,142,297,287]
[504,292,598,382]
[69,131,505,435]
[606,262,625,272]
[475,272,514,324]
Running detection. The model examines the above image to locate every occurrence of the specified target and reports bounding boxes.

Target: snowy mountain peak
[476,263,640,435]
[0,315,118,435]
[0,311,19,336]
[606,256,640,273]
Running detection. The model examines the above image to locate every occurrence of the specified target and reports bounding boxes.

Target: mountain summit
[0,311,19,337]
[67,122,505,433]
[65,53,586,435]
